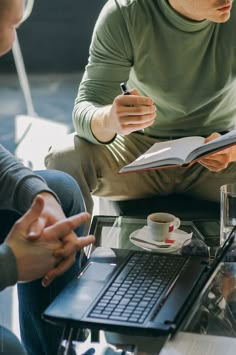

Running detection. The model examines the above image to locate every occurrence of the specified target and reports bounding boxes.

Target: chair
[99,195,220,220]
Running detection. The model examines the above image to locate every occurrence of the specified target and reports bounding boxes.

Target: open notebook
[43,230,235,337]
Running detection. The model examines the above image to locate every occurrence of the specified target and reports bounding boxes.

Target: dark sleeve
[0,244,18,291]
[0,144,59,214]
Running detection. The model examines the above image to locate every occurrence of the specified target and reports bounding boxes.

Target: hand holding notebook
[119,129,236,173]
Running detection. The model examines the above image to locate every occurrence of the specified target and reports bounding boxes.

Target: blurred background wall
[0,0,106,73]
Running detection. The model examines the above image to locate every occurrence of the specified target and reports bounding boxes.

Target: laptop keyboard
[89,252,188,324]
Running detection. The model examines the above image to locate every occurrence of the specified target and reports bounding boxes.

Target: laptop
[43,229,235,337]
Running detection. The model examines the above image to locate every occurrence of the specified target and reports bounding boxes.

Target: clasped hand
[5,194,95,287]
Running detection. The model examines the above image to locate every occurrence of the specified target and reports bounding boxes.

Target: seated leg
[0,170,86,355]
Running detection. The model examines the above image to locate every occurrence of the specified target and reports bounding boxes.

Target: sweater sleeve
[0,144,60,214]
[73,0,133,144]
[0,244,18,291]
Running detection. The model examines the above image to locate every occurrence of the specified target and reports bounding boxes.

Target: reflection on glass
[185,263,236,337]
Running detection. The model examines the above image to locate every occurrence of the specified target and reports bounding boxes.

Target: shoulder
[95,0,155,30]
[99,0,153,18]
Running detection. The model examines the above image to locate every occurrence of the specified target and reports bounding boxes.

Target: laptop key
[109,315,129,321]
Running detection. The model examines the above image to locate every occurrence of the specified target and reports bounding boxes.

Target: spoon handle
[132,236,171,248]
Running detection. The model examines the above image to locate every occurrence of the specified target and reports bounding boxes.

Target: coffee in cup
[147,212,180,242]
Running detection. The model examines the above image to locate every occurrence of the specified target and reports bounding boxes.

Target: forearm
[73,99,117,144]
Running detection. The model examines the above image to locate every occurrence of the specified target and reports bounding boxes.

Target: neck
[168,0,204,21]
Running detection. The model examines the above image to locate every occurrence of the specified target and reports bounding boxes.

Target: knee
[44,134,94,172]
[35,170,86,214]
[0,326,26,355]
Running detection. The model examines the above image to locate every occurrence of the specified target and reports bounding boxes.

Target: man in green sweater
[46,0,236,214]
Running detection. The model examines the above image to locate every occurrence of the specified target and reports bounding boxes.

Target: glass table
[61,215,236,354]
[183,262,236,336]
[87,215,222,259]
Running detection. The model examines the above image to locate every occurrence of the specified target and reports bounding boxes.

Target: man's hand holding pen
[90,82,156,143]
[107,83,156,136]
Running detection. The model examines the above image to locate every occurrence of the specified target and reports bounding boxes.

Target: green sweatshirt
[73,0,236,144]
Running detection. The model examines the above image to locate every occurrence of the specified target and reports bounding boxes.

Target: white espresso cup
[147,212,180,242]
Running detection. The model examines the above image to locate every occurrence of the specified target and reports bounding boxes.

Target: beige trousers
[45,132,236,214]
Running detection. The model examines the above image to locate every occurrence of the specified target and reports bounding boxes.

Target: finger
[200,155,230,169]
[43,212,91,240]
[202,150,231,160]
[120,105,157,118]
[27,217,46,239]
[214,147,231,155]
[200,151,230,163]
[199,160,224,171]
[199,157,220,165]
[117,94,154,107]
[204,132,221,143]
[14,195,45,234]
[118,120,155,135]
[120,121,156,135]
[199,158,219,168]
[42,257,75,287]
[54,235,95,258]
[121,113,156,125]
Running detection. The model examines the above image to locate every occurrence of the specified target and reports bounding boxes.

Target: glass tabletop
[87,215,236,339]
[89,215,221,258]
[183,262,236,337]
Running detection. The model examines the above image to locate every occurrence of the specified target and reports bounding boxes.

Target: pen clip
[120,82,130,95]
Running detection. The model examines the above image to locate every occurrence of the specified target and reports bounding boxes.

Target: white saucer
[129,226,192,253]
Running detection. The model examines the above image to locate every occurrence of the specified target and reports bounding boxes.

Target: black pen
[120,82,131,95]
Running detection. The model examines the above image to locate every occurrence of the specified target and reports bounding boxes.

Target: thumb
[15,195,45,235]
[205,132,221,143]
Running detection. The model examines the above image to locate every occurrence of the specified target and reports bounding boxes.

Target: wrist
[91,106,117,143]
[36,192,65,220]
[36,191,61,208]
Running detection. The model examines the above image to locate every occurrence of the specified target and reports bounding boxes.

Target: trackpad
[79,262,116,281]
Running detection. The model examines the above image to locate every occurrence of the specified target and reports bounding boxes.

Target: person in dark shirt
[0,1,95,354]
